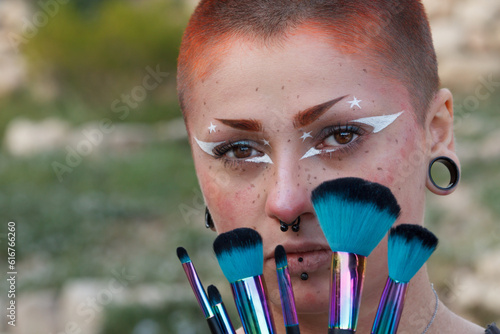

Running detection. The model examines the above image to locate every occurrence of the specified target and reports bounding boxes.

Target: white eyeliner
[245,155,274,164]
[194,137,224,157]
[300,111,404,160]
[300,147,338,160]
[354,110,404,133]
[194,137,273,164]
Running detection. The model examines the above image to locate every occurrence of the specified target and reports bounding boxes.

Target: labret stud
[280,217,301,232]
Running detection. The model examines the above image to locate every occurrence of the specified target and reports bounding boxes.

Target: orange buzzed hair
[177,0,439,123]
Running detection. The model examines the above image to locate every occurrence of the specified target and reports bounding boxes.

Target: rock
[9,290,58,334]
[3,118,70,157]
[454,250,500,313]
[480,130,500,160]
[57,279,109,334]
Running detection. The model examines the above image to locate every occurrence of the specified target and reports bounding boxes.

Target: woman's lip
[286,249,332,275]
[266,245,332,276]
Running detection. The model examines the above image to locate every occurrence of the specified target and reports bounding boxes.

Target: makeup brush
[208,285,236,334]
[311,177,401,334]
[275,245,300,334]
[213,228,276,334]
[176,247,223,334]
[371,224,438,334]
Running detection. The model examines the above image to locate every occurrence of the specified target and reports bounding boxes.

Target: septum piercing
[280,217,301,232]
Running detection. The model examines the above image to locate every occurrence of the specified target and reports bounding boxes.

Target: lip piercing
[301,272,309,281]
[280,216,301,232]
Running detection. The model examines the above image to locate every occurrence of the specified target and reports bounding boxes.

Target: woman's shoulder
[485,323,500,334]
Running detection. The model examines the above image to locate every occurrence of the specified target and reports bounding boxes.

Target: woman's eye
[321,126,361,147]
[214,141,264,160]
[332,130,355,144]
[227,145,256,159]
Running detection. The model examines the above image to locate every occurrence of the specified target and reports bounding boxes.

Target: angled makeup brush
[311,177,401,334]
[213,228,276,334]
[371,224,438,334]
[208,285,236,334]
[176,247,223,334]
[275,245,300,334]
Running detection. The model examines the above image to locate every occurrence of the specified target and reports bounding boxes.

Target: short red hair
[177,0,439,123]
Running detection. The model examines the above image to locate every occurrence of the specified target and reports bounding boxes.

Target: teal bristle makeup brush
[371,224,438,334]
[176,247,223,334]
[213,228,276,334]
[311,177,401,334]
[275,245,300,334]
[208,285,236,334]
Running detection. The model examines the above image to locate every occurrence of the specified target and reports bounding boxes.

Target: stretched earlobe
[425,89,461,196]
[426,156,460,195]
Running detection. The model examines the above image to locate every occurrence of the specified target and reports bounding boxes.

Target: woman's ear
[425,88,461,195]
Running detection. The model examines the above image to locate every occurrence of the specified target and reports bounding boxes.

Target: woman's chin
[290,274,330,313]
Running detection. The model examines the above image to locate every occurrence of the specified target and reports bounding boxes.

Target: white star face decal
[300,131,313,142]
[262,139,271,146]
[347,96,362,109]
[208,122,217,133]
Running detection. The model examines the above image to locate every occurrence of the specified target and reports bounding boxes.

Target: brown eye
[334,131,354,144]
[320,125,362,149]
[233,145,252,159]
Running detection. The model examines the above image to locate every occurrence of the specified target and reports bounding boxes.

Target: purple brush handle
[371,278,408,334]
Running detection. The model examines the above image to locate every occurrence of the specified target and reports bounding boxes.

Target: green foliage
[23,0,187,106]
[0,141,201,289]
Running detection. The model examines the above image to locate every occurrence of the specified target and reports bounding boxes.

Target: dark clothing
[486,323,500,334]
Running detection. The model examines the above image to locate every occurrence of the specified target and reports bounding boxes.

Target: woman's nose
[264,162,311,224]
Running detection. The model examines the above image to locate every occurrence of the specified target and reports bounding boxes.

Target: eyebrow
[215,118,263,132]
[293,95,348,128]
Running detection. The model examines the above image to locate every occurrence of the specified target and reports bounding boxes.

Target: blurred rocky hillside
[422,0,500,93]
[1,0,499,99]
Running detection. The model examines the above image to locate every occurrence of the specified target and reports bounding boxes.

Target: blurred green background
[0,0,499,333]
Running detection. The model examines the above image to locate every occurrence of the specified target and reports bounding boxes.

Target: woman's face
[186,30,430,313]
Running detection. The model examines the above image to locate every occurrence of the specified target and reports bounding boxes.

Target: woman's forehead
[186,32,411,126]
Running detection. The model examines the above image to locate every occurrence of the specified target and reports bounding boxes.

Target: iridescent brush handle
[212,299,236,334]
[277,265,300,334]
[231,276,276,334]
[328,252,366,334]
[181,261,213,318]
[371,278,408,334]
[181,262,223,334]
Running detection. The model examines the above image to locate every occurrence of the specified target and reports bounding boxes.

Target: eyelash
[211,123,367,165]
[316,124,366,153]
[212,140,263,166]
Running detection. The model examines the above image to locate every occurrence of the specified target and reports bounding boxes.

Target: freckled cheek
[198,170,265,231]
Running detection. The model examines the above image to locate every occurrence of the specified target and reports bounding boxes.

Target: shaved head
[177,0,439,124]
